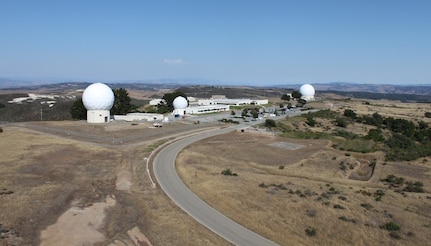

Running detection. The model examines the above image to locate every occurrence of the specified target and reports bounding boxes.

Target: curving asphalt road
[153,125,279,246]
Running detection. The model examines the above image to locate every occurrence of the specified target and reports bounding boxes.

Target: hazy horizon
[1,1,430,85]
[1,77,430,89]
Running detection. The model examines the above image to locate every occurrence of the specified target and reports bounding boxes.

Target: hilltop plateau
[0,83,430,245]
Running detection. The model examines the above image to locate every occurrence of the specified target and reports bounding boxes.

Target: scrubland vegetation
[177,97,431,245]
[277,108,431,161]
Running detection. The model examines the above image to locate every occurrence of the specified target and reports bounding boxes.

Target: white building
[149,98,165,106]
[113,113,164,122]
[198,98,268,106]
[185,105,230,114]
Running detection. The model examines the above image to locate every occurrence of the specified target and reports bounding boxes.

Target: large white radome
[299,84,315,97]
[82,83,115,110]
[173,96,188,109]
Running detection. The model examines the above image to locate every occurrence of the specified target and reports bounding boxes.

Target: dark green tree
[306,115,316,127]
[291,90,302,100]
[366,128,384,142]
[335,117,347,127]
[281,94,291,101]
[162,91,188,112]
[372,112,383,126]
[384,118,415,137]
[297,98,307,107]
[111,88,133,115]
[252,110,259,119]
[70,97,87,120]
[265,119,276,128]
[418,120,429,130]
[156,102,169,114]
[344,109,357,119]
[241,108,248,117]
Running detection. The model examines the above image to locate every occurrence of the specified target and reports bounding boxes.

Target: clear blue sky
[1,0,430,85]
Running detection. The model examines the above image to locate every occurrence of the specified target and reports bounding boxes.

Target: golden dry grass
[177,99,431,246]
[1,96,431,245]
[0,125,229,246]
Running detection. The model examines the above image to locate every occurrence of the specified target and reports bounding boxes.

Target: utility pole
[40,108,43,121]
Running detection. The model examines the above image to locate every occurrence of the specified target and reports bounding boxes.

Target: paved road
[153,125,279,246]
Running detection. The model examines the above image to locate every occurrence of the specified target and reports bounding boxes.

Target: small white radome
[299,84,315,97]
[173,96,188,109]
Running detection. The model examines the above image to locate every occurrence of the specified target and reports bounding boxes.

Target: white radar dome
[299,84,315,97]
[82,83,115,110]
[173,96,188,109]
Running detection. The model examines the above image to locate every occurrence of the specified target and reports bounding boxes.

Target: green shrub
[305,115,316,127]
[344,109,357,119]
[335,117,348,127]
[265,119,276,128]
[219,118,240,124]
[339,162,347,171]
[307,109,338,119]
[333,138,377,153]
[403,181,424,193]
[334,130,358,139]
[338,195,347,201]
[305,227,317,236]
[380,221,400,231]
[374,190,385,201]
[360,203,373,210]
[281,130,331,139]
[381,174,405,185]
[221,168,237,176]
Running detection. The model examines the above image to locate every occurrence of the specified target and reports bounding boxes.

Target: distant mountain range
[311,82,431,96]
[1,77,431,96]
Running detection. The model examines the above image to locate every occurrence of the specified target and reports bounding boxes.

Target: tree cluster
[241,107,260,118]
[280,90,307,107]
[352,111,431,161]
[299,109,431,161]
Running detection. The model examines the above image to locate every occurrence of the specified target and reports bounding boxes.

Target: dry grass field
[0,121,229,246]
[177,98,431,246]
[0,96,430,245]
